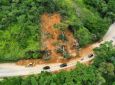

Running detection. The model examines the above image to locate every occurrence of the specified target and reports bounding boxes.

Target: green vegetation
[93,41,115,85]
[75,27,92,46]
[84,0,115,22]
[58,33,68,42]
[93,41,115,66]
[0,41,115,85]
[0,0,114,61]
[25,50,42,59]
[54,23,68,31]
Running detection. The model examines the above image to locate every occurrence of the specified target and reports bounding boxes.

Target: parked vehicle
[88,54,94,58]
[60,63,67,67]
[43,66,50,70]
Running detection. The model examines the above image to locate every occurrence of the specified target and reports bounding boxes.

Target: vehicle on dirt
[60,63,67,67]
[26,63,34,67]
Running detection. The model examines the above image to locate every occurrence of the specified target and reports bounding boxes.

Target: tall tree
[75,27,92,47]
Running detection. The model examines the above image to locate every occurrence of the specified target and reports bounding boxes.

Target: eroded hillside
[17,13,79,65]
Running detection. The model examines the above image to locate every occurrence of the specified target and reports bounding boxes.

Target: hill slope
[0,0,114,61]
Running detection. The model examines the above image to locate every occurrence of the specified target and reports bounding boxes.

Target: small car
[60,63,67,67]
[88,54,94,58]
[43,66,50,70]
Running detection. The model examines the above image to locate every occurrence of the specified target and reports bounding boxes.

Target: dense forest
[0,0,114,61]
[0,41,115,85]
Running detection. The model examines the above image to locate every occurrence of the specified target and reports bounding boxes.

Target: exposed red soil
[40,13,78,62]
[79,45,94,57]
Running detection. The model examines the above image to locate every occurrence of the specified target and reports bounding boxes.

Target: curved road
[0,23,115,77]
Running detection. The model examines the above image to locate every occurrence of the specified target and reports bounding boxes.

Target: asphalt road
[0,23,115,77]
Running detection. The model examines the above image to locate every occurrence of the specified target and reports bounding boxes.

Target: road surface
[0,23,115,77]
